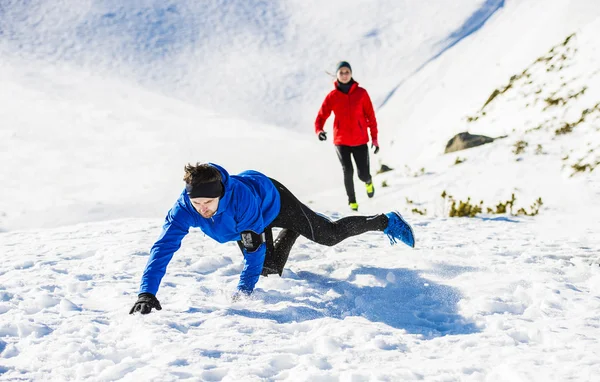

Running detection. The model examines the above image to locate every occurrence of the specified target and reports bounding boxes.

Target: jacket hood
[209,162,230,185]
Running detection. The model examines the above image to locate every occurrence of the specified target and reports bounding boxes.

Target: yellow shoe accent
[349,202,359,211]
[366,182,375,198]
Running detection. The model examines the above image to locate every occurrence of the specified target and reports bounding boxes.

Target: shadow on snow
[230,266,479,339]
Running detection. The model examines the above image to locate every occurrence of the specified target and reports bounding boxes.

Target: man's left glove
[129,293,162,315]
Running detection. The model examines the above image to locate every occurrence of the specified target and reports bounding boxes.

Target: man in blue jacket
[130,162,415,314]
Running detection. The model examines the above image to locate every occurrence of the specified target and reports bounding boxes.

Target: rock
[445,132,495,153]
[376,164,393,174]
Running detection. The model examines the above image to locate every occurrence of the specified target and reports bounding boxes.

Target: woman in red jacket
[315,61,379,211]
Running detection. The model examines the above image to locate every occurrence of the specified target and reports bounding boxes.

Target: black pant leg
[270,179,388,247]
[270,229,300,275]
[261,228,281,275]
[352,144,372,183]
[335,145,356,204]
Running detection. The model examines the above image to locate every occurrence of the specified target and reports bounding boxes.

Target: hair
[183,163,221,185]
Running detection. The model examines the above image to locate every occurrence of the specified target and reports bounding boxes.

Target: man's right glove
[129,293,162,315]
[318,131,327,141]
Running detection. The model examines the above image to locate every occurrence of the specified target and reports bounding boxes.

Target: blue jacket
[139,163,281,295]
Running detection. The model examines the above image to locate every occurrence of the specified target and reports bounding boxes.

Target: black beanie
[336,61,352,72]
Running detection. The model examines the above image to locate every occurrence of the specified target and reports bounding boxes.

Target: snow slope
[0,197,600,381]
[0,58,342,231]
[1,203,599,380]
[0,0,489,231]
[1,0,600,381]
[0,0,501,129]
[379,0,600,165]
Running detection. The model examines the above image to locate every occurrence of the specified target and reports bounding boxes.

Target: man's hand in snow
[231,290,252,302]
[129,293,162,314]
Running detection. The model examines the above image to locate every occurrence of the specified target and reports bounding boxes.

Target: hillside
[354,16,600,235]
[1,2,600,381]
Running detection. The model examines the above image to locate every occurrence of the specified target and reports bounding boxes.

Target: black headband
[186,180,224,199]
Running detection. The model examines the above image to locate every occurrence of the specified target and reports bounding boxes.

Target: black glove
[318,131,327,141]
[129,293,162,315]
[372,143,380,154]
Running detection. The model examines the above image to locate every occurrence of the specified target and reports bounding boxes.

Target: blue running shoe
[384,211,415,248]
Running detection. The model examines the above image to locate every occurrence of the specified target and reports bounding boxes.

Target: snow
[1,0,600,380]
[2,217,599,380]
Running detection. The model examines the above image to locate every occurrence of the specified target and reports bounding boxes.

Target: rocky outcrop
[444,132,495,153]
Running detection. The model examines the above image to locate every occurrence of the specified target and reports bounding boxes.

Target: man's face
[191,197,219,218]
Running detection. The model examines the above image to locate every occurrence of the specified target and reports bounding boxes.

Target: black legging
[335,144,372,204]
[237,178,388,276]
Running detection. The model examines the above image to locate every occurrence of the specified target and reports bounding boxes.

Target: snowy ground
[1,0,600,381]
[1,212,599,380]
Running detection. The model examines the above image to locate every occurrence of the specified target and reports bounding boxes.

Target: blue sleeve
[237,243,266,293]
[234,184,266,293]
[139,204,191,295]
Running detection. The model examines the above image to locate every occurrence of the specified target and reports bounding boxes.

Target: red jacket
[315,81,378,146]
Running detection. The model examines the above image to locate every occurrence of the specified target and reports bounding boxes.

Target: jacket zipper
[347,91,364,133]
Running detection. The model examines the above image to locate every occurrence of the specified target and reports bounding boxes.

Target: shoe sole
[391,211,416,248]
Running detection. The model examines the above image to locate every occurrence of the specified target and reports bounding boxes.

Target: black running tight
[335,144,372,204]
[238,178,388,275]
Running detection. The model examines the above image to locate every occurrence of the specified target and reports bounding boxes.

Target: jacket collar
[334,79,358,94]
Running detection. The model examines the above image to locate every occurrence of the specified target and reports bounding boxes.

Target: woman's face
[337,68,352,84]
